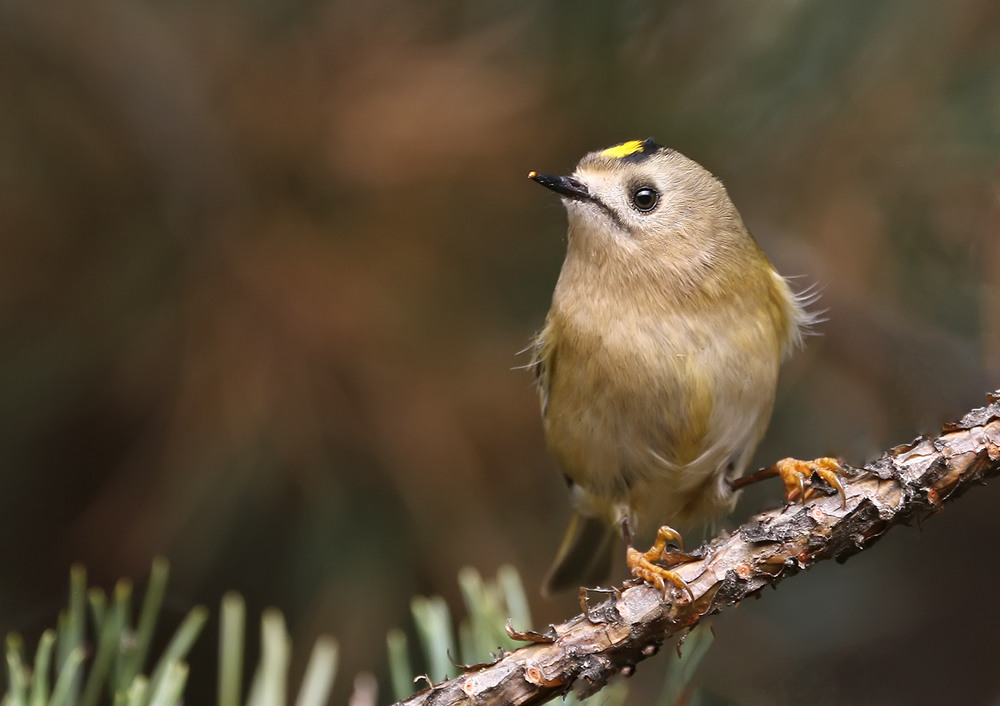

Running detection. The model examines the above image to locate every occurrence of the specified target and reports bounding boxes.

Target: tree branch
[398,390,1000,706]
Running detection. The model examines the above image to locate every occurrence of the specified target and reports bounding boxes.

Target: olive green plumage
[528,140,813,595]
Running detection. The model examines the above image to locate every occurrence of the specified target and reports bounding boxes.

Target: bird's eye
[631,187,659,213]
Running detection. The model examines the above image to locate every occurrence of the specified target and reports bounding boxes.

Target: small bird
[527,139,841,596]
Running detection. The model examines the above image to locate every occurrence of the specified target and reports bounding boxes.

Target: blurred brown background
[1,1,999,704]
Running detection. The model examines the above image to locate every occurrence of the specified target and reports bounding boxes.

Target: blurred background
[1,0,999,703]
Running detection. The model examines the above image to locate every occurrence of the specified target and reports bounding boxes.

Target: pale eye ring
[631,186,659,212]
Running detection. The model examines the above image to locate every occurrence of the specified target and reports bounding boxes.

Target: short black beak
[528,171,592,202]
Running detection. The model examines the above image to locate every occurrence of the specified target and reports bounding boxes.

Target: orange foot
[775,457,846,507]
[626,526,694,601]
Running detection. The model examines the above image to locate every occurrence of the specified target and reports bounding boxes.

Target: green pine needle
[28,630,55,706]
[148,662,188,706]
[123,676,148,706]
[119,557,169,688]
[6,633,28,706]
[292,637,338,706]
[410,596,455,684]
[386,629,413,702]
[78,587,125,706]
[48,648,85,706]
[218,593,246,706]
[146,606,208,701]
[246,609,291,706]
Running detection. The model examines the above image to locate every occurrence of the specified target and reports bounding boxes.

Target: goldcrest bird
[527,139,841,596]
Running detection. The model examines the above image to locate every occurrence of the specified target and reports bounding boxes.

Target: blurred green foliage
[1,0,999,703]
[2,561,338,706]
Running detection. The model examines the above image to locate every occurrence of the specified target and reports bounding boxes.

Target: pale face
[529,140,756,293]
[545,142,736,251]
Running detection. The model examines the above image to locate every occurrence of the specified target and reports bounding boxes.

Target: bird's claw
[626,525,694,602]
[775,457,846,507]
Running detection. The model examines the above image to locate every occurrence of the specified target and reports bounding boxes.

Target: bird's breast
[539,286,782,525]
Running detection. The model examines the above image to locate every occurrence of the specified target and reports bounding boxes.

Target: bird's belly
[544,316,778,528]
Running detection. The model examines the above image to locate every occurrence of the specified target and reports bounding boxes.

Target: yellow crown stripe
[599,140,646,159]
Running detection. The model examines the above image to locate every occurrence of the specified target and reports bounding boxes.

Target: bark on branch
[398,390,1000,706]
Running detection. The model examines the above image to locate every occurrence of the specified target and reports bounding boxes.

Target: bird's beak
[528,171,592,202]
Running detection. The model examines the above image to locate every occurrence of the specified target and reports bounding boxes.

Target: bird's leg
[730,457,846,507]
[625,525,694,601]
[619,515,634,548]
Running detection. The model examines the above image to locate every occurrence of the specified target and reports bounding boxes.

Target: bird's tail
[542,512,617,596]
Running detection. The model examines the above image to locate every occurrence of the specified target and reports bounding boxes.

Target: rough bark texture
[397,391,1000,706]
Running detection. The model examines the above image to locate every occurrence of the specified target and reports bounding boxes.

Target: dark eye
[631,187,659,212]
